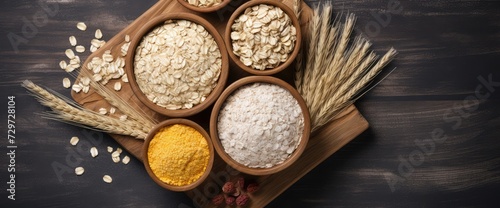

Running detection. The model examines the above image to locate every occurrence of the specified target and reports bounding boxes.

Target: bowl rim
[224,0,302,76]
[125,13,229,117]
[142,118,215,192]
[210,76,311,175]
[177,0,231,13]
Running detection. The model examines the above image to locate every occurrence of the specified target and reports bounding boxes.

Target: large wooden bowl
[224,0,302,76]
[210,76,311,175]
[126,13,229,117]
[142,119,214,192]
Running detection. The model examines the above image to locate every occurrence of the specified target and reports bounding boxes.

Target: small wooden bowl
[142,119,214,192]
[177,0,231,13]
[210,76,311,175]
[126,13,229,117]
[224,0,302,76]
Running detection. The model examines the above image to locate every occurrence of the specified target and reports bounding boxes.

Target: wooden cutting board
[71,0,369,207]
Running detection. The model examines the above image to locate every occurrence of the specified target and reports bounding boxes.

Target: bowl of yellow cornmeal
[142,118,214,191]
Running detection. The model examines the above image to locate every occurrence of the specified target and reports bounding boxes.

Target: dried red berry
[236,194,250,206]
[246,182,259,193]
[222,181,235,194]
[225,196,235,206]
[211,194,224,206]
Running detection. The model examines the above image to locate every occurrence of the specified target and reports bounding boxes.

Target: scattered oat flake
[90,45,97,53]
[75,167,84,176]
[65,49,75,59]
[59,60,67,70]
[72,84,82,93]
[98,108,107,115]
[122,156,130,164]
[70,136,79,146]
[81,77,90,86]
[111,151,120,158]
[119,115,127,121]
[95,29,103,39]
[114,82,122,91]
[90,147,98,158]
[75,45,85,53]
[82,85,90,93]
[76,22,87,31]
[112,156,120,163]
[103,175,112,183]
[125,34,130,42]
[116,147,123,154]
[109,107,116,114]
[69,36,77,46]
[107,146,113,153]
[63,78,71,89]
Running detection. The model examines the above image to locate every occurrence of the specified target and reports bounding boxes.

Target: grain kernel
[76,22,87,31]
[95,29,103,39]
[75,167,84,176]
[103,175,112,183]
[90,147,98,158]
[59,60,68,70]
[122,156,130,164]
[75,45,85,53]
[114,82,122,91]
[63,78,71,89]
[69,36,77,46]
[72,84,82,93]
[111,151,120,158]
[70,136,79,146]
[65,49,75,59]
[98,107,107,115]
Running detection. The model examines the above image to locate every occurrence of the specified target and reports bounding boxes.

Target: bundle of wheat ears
[294,2,396,131]
[23,2,395,138]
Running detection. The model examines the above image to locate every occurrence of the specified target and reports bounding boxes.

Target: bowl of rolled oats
[210,76,311,175]
[225,0,301,76]
[177,0,231,13]
[126,13,229,117]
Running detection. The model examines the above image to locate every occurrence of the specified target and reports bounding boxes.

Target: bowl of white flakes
[210,76,311,175]
[225,0,302,76]
[126,13,229,117]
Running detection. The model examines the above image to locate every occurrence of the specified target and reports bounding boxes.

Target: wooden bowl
[126,13,229,117]
[224,0,302,76]
[142,119,214,192]
[177,0,231,13]
[210,76,311,175]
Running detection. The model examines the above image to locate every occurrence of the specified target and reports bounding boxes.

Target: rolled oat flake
[217,83,304,168]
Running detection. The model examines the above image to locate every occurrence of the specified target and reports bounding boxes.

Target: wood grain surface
[70,0,368,206]
[1,0,499,207]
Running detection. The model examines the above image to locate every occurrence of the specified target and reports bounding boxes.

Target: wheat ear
[79,69,157,132]
[22,80,148,139]
[295,4,397,131]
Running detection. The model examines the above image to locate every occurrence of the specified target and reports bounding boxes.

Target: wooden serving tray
[72,0,369,207]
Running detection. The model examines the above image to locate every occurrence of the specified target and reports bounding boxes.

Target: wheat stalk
[79,69,157,132]
[293,0,301,18]
[295,4,397,131]
[22,80,149,139]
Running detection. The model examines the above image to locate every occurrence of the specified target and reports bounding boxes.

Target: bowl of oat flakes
[177,0,231,13]
[126,13,229,117]
[210,76,311,175]
[225,0,302,76]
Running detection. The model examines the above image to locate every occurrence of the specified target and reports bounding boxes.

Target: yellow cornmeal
[147,124,210,186]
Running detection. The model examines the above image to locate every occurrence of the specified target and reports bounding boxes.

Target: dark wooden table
[1,0,499,207]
